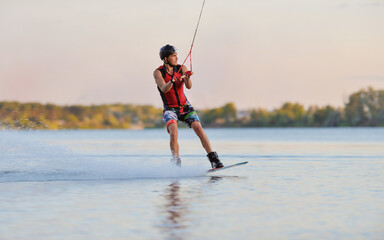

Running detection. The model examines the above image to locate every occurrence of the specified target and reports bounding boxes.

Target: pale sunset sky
[1,0,383,110]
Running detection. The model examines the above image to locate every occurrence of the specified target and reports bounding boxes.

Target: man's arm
[154,69,174,93]
[181,65,193,89]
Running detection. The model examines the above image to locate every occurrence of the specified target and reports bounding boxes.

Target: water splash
[0,161,207,182]
[0,131,207,182]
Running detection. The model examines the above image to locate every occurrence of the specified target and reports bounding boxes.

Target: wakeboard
[207,161,248,173]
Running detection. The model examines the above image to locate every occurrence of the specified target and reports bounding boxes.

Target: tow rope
[178,0,206,77]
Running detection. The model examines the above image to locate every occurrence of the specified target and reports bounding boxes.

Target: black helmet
[159,44,177,60]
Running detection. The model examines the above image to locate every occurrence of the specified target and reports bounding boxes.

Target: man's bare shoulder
[154,69,164,81]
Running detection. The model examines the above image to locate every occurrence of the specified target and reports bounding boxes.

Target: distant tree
[311,105,343,127]
[222,102,237,124]
[249,108,269,127]
[344,87,384,126]
[199,102,237,126]
[270,102,306,127]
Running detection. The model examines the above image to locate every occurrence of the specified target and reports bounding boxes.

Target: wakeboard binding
[207,151,224,169]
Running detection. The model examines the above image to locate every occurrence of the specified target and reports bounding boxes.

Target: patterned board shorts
[163,102,200,132]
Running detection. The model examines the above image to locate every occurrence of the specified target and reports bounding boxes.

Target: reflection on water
[208,176,223,183]
[161,181,187,240]
[158,177,223,240]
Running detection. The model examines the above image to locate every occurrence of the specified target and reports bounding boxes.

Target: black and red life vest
[157,65,187,108]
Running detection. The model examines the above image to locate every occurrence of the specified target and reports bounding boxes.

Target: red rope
[177,0,206,75]
[178,44,193,74]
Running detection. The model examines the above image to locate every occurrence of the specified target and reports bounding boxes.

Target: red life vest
[157,65,187,108]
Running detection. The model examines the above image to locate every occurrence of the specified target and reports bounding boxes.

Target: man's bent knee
[167,120,178,134]
[191,121,203,131]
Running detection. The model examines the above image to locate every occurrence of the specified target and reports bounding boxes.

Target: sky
[1,0,383,110]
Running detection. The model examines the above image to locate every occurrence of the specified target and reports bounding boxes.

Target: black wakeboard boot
[207,151,224,169]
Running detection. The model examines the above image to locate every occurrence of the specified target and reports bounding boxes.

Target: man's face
[165,53,178,66]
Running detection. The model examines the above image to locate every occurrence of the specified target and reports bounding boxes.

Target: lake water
[0,128,383,240]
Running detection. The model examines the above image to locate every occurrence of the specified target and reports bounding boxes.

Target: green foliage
[0,102,162,130]
[200,87,383,127]
[1,87,383,129]
[344,87,384,126]
[199,102,237,126]
[270,102,306,127]
[249,108,269,127]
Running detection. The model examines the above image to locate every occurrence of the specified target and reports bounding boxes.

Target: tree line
[1,87,383,129]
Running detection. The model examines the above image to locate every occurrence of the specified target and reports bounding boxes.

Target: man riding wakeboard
[153,44,224,169]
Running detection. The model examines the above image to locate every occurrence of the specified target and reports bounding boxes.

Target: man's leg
[168,122,180,163]
[191,121,224,168]
[191,121,212,154]
[163,110,180,164]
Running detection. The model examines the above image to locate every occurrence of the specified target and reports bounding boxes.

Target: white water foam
[1,160,208,182]
[0,131,208,182]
